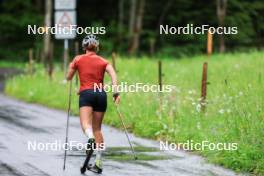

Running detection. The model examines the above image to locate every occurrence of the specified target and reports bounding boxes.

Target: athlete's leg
[92,90,106,145]
[92,111,104,170]
[92,111,104,147]
[80,106,94,139]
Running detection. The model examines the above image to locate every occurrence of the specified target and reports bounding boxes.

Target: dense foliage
[0,0,263,59]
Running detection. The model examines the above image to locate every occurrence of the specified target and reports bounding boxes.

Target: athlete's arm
[106,64,117,88]
[67,56,79,81]
[66,66,76,81]
[106,64,120,104]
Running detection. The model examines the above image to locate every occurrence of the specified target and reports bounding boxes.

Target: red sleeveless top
[70,52,109,92]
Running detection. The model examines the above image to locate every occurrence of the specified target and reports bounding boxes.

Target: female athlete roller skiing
[66,34,120,173]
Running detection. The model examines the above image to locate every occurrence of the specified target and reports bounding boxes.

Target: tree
[117,0,124,46]
[216,0,227,53]
[43,0,52,66]
[128,0,137,37]
[43,0,53,79]
[129,0,145,55]
[155,0,173,54]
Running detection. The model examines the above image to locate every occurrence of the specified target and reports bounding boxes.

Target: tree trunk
[43,0,52,68]
[156,0,172,40]
[216,0,227,53]
[129,0,145,55]
[35,0,43,11]
[129,0,137,37]
[118,0,124,45]
[149,38,155,56]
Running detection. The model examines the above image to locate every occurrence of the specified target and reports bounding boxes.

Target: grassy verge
[5,51,264,175]
[0,60,25,68]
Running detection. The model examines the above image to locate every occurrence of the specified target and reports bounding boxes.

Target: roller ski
[80,138,95,174]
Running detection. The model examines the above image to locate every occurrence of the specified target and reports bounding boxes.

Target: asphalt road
[0,94,240,176]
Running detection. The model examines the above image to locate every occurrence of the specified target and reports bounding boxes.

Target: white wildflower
[186,97,194,101]
[28,91,34,96]
[218,109,225,114]
[196,104,201,112]
[154,131,160,136]
[61,79,67,85]
[175,87,181,93]
[197,97,202,102]
[169,129,174,133]
[163,123,168,130]
[197,122,201,130]
[234,64,240,69]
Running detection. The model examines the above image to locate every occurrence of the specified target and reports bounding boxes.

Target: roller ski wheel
[80,166,86,174]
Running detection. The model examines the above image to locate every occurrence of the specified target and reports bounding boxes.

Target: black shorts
[79,89,107,112]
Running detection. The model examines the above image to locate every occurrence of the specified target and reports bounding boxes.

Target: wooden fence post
[112,52,117,71]
[200,30,213,112]
[200,62,208,111]
[158,60,162,92]
[158,60,163,117]
[28,48,34,75]
[207,30,213,56]
[48,42,53,80]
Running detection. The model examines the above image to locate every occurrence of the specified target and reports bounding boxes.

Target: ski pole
[63,80,73,170]
[115,105,137,160]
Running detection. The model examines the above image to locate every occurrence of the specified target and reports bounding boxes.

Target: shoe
[95,159,102,170]
[88,160,102,174]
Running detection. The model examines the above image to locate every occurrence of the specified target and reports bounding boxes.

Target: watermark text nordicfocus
[27,140,105,151]
[94,82,174,93]
[28,24,106,35]
[160,24,238,35]
[160,140,238,151]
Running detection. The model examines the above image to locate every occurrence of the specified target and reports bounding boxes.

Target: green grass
[4,51,264,175]
[0,60,25,68]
